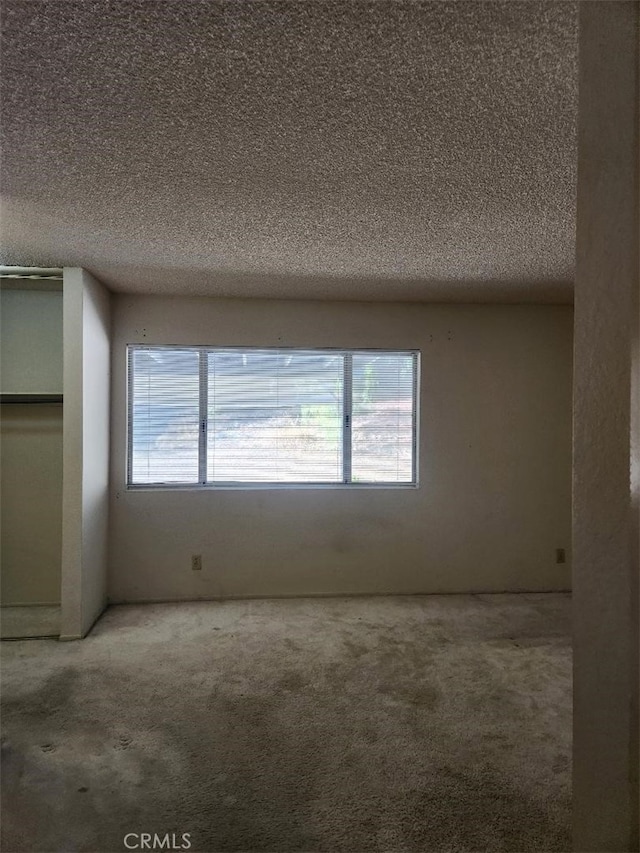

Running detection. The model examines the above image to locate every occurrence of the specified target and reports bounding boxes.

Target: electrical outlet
[192,554,202,571]
[556,548,566,564]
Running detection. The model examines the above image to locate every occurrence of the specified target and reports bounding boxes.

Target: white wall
[573,3,639,849]
[109,296,573,602]
[0,287,63,606]
[60,269,111,638]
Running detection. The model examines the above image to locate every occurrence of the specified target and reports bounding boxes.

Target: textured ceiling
[0,1,577,302]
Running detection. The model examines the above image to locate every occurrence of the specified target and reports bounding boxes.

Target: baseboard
[58,602,108,641]
[81,604,108,639]
[108,588,572,606]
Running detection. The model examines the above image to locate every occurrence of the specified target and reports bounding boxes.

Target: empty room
[0,2,638,853]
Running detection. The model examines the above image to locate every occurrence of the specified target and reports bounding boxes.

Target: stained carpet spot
[0,594,571,852]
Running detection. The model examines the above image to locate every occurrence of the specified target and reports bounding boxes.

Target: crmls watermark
[123,833,191,850]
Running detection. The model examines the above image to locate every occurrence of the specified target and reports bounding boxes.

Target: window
[127,347,419,487]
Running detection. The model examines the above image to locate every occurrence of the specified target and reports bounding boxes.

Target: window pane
[207,350,343,482]
[130,349,200,484]
[351,353,415,483]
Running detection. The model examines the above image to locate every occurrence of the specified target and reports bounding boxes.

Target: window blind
[207,350,343,483]
[129,348,200,484]
[351,353,415,483]
[128,347,418,487]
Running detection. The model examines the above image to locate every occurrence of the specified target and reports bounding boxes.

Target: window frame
[126,345,420,490]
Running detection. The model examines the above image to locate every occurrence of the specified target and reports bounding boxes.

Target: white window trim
[126,345,420,490]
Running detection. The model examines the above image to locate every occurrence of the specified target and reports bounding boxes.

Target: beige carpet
[1,594,571,852]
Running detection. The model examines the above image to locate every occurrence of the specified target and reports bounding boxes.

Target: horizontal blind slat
[351,353,416,483]
[129,349,200,484]
[207,350,343,483]
[128,347,418,486]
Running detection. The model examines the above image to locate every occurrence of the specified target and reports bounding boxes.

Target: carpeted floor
[1,594,571,853]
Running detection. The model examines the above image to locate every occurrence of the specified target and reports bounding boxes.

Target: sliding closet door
[0,404,62,596]
[0,285,63,637]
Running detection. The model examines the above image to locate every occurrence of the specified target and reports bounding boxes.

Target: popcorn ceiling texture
[0,1,577,302]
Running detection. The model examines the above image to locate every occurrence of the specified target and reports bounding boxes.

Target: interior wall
[109,296,573,602]
[81,272,112,634]
[60,268,111,639]
[573,2,639,850]
[60,272,83,636]
[0,288,63,606]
